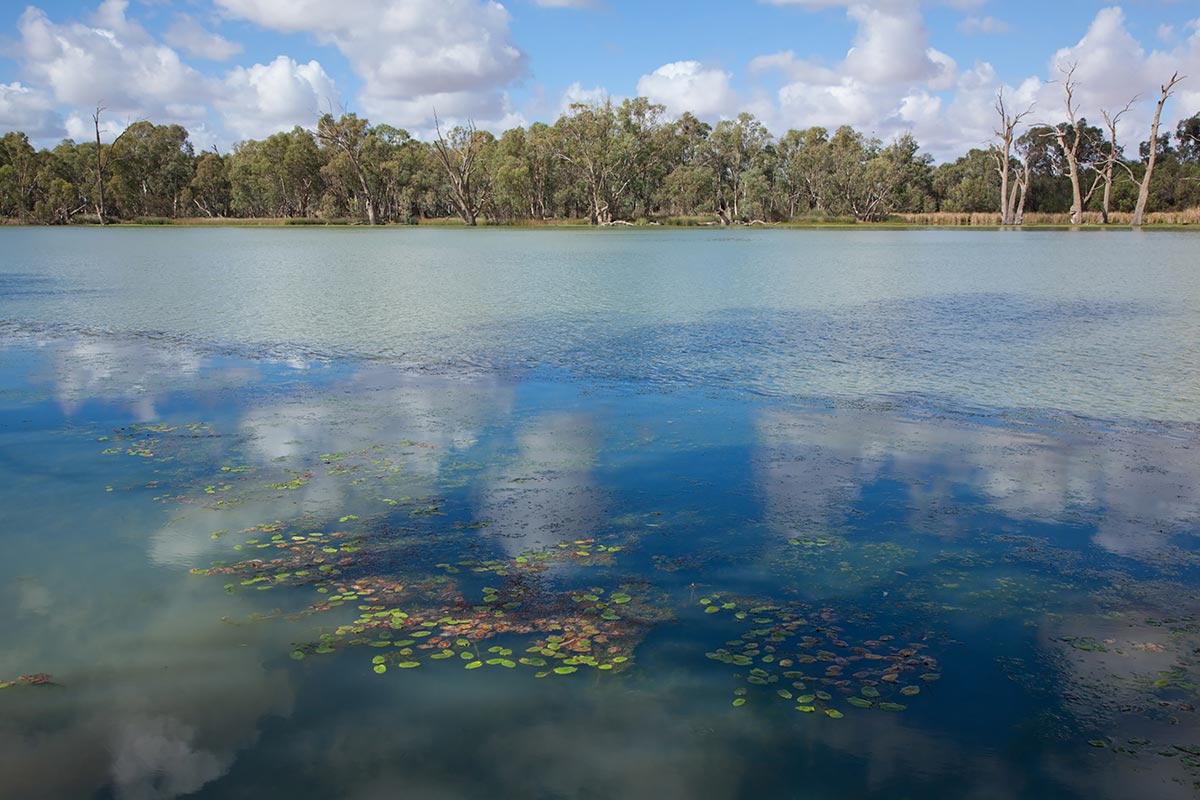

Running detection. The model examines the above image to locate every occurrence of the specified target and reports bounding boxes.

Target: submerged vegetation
[72,396,1200,777]
[2,94,1200,227]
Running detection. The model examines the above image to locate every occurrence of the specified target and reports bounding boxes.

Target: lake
[1,227,1199,799]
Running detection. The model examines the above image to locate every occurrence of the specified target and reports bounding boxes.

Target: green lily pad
[878,702,906,712]
[846,697,873,708]
[732,698,747,707]
[465,661,483,670]
[900,686,920,696]
[554,666,578,675]
[397,661,421,669]
[861,686,881,699]
[825,709,844,719]
[373,664,387,675]
[795,705,816,713]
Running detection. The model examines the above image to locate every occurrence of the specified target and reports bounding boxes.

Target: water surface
[1,228,1199,799]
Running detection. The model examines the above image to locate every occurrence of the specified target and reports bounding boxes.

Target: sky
[0,0,1198,160]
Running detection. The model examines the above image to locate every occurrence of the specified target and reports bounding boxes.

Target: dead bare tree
[1097,100,1134,224]
[92,105,135,225]
[992,89,1033,225]
[1044,64,1093,225]
[1121,72,1186,227]
[431,114,489,227]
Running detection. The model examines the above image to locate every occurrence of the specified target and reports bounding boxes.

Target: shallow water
[1,228,1199,800]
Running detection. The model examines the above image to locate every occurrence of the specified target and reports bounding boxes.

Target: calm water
[1,228,1199,799]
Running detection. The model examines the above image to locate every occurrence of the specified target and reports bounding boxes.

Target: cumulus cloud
[214,0,527,129]
[636,61,739,118]
[0,81,64,139]
[15,0,212,127]
[218,56,337,141]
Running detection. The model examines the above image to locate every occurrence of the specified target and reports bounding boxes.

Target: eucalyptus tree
[820,126,898,221]
[1044,65,1094,224]
[316,113,380,224]
[186,150,231,218]
[707,112,771,224]
[992,89,1034,224]
[230,128,324,218]
[0,131,41,219]
[617,97,672,218]
[107,121,194,218]
[1125,72,1185,226]
[658,112,713,217]
[1096,102,1133,223]
[776,127,833,216]
[432,118,494,226]
[90,107,141,223]
[1177,113,1200,163]
[932,149,999,213]
[554,100,635,225]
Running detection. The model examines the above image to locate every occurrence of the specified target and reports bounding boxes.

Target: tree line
[1,92,1198,226]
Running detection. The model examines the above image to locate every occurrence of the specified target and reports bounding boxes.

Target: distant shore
[4,209,1199,229]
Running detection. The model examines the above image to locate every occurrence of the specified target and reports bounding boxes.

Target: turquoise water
[1,228,1199,799]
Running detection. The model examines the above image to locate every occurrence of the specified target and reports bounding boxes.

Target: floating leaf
[900,686,920,696]
[397,662,421,669]
[373,664,387,675]
[732,698,746,707]
[465,661,483,670]
[825,709,844,719]
[554,666,578,675]
[1088,740,1107,748]
[861,686,881,699]
[795,705,816,713]
[846,697,872,709]
[878,702,906,712]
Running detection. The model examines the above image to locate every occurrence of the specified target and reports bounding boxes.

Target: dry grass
[897,208,1200,227]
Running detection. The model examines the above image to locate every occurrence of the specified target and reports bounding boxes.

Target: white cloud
[218,56,338,141]
[214,0,527,129]
[636,61,739,118]
[164,14,244,62]
[557,82,614,115]
[14,0,213,128]
[0,81,63,139]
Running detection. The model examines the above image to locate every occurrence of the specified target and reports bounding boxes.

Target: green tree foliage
[4,98,1200,225]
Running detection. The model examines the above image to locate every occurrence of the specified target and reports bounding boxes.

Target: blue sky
[1,0,1198,159]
